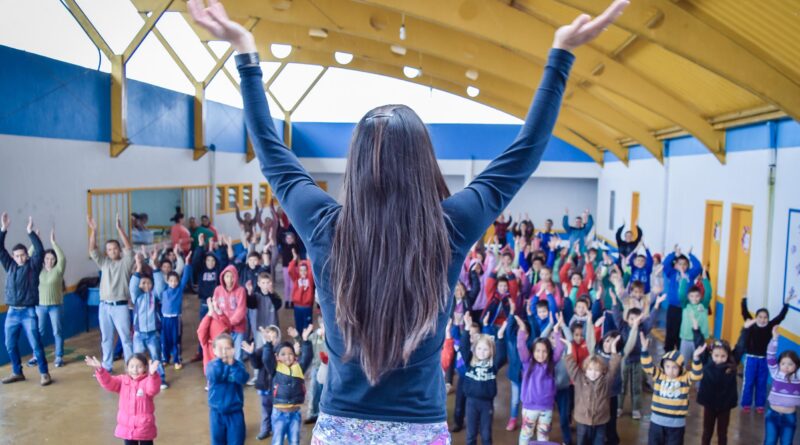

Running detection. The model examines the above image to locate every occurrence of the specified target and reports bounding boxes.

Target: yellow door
[702,201,723,335]
[630,192,640,238]
[722,205,753,343]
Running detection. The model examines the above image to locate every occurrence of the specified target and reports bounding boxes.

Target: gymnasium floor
[0,291,775,445]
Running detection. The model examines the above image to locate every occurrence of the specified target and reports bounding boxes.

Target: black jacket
[697,328,745,410]
[460,329,508,400]
[0,231,44,307]
[741,297,788,356]
[193,246,229,300]
[262,340,313,406]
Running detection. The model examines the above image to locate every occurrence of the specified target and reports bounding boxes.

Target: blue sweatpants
[210,408,245,445]
[161,316,182,365]
[741,354,768,408]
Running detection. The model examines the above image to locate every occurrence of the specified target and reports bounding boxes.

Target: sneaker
[256,431,272,440]
[2,373,25,384]
[27,357,38,367]
[505,417,517,431]
[742,406,751,414]
[632,410,642,420]
[450,424,463,433]
[756,407,765,414]
[247,376,257,386]
[54,358,65,368]
[204,385,209,391]
[617,408,623,417]
[40,373,52,386]
[160,383,169,390]
[304,416,318,425]
[174,363,183,371]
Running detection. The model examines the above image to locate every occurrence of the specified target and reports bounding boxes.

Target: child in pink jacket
[86,352,161,444]
[212,265,248,359]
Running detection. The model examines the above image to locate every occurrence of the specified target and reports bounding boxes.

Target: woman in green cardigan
[27,228,66,368]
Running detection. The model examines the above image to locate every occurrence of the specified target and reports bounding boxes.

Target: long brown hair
[330,104,451,385]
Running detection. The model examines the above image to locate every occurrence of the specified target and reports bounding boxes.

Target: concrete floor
[0,292,779,445]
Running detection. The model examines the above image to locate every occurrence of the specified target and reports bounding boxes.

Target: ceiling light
[399,24,406,41]
[334,51,353,65]
[270,43,292,59]
[403,66,421,78]
[390,44,407,56]
[465,69,479,81]
[466,86,480,97]
[309,28,328,39]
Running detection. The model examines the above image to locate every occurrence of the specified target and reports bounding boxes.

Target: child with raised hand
[212,265,248,360]
[662,245,703,353]
[696,327,745,445]
[267,323,314,445]
[764,326,800,445]
[640,331,706,445]
[287,249,315,333]
[197,298,231,375]
[245,273,282,347]
[678,281,711,363]
[156,249,192,371]
[241,325,282,440]
[129,254,167,389]
[207,333,250,445]
[460,311,508,445]
[563,328,622,445]
[516,313,565,444]
[86,353,161,445]
[740,295,791,413]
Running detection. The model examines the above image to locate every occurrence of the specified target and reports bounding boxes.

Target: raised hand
[482,312,491,327]
[639,331,650,350]
[287,326,299,339]
[743,318,757,329]
[115,213,123,231]
[84,355,102,369]
[241,341,255,355]
[148,360,161,375]
[198,232,206,247]
[26,216,34,234]
[655,293,667,308]
[185,250,193,263]
[0,212,8,231]
[50,228,56,244]
[245,281,254,295]
[515,315,528,334]
[187,0,256,53]
[772,325,780,339]
[302,323,314,341]
[693,343,707,360]
[86,215,97,231]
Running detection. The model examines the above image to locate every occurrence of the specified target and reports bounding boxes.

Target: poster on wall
[783,209,800,312]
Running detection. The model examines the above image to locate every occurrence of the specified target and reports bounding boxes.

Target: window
[215,184,253,213]
[260,183,273,206]
[609,190,616,230]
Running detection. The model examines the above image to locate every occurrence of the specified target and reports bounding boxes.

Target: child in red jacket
[212,265,247,360]
[288,251,315,333]
[197,297,232,375]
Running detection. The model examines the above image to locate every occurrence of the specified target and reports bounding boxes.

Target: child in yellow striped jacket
[640,333,706,445]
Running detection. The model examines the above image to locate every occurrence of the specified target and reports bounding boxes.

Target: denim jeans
[309,366,323,418]
[272,408,301,445]
[293,305,312,334]
[99,303,133,371]
[556,386,573,445]
[35,304,63,359]
[4,306,48,375]
[764,407,797,445]
[510,380,521,419]
[133,331,165,382]
[231,331,244,361]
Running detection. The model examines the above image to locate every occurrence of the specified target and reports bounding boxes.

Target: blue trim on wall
[0,292,98,366]
[714,301,724,339]
[293,122,595,162]
[2,45,799,162]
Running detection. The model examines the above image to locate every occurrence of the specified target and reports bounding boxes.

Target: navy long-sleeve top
[237,48,575,423]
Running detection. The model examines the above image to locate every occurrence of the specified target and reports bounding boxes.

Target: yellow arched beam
[131,0,659,160]
[258,47,605,163]
[358,0,724,160]
[244,21,627,162]
[556,0,800,125]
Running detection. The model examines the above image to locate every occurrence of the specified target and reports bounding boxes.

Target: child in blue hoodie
[207,333,250,445]
[129,254,167,388]
[156,250,192,370]
[662,246,702,352]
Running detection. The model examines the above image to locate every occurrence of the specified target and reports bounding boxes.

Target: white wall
[596,147,800,339]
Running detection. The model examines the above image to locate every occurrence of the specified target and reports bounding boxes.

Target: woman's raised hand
[553,0,629,51]
[187,0,256,53]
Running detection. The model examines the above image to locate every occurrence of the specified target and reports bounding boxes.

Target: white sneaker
[160,383,169,390]
[632,410,642,420]
[247,376,257,386]
[617,408,623,417]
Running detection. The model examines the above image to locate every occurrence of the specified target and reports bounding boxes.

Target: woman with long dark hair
[189,1,629,442]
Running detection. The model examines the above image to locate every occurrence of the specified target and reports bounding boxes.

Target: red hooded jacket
[212,265,247,333]
[288,259,315,307]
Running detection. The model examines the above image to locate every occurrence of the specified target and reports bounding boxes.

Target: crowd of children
[2,204,799,445]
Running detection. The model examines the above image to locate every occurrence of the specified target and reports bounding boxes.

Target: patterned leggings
[311,413,451,445]
[519,408,553,444]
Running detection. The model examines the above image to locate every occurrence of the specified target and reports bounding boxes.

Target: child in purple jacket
[515,314,565,444]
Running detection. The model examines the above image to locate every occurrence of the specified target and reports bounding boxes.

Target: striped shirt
[767,338,800,408]
[641,351,703,427]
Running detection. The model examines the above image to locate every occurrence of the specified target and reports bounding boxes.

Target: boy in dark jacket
[242,325,281,440]
[207,333,250,445]
[0,213,51,385]
[263,324,314,444]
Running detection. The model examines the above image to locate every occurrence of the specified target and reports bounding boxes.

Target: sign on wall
[783,209,800,311]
